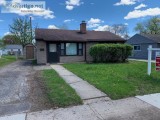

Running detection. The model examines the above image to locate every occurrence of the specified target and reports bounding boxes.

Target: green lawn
[63,61,160,100]
[0,55,16,67]
[42,69,82,107]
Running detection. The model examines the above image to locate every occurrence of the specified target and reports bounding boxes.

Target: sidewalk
[129,58,155,63]
[26,97,160,120]
[2,97,160,120]
[50,65,109,101]
[0,114,26,120]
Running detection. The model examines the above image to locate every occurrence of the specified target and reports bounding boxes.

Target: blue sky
[0,0,160,38]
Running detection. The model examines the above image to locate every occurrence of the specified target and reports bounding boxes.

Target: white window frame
[133,45,141,51]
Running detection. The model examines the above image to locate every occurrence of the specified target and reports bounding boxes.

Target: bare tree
[112,24,120,35]
[112,24,129,39]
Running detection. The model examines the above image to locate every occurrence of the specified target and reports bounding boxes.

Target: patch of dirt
[28,70,54,112]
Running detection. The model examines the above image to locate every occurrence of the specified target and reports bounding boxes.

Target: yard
[0,55,16,67]
[63,61,160,100]
[42,69,82,107]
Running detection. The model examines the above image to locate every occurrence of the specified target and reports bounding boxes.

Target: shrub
[89,44,133,63]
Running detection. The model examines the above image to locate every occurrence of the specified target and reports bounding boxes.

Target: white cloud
[94,25,112,31]
[66,0,81,6]
[66,5,74,10]
[114,0,137,6]
[12,0,22,3]
[125,7,160,19]
[0,0,6,5]
[0,0,22,5]
[87,18,104,28]
[64,19,74,23]
[65,0,83,10]
[124,23,129,26]
[134,3,147,10]
[94,24,128,38]
[64,19,71,23]
[7,7,55,19]
[48,25,59,29]
[4,32,12,36]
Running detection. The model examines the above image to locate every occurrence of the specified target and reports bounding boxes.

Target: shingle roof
[141,34,160,43]
[35,29,125,42]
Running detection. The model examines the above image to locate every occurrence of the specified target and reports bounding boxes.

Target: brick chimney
[80,21,86,34]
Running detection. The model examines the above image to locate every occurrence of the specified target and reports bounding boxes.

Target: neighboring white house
[1,45,23,55]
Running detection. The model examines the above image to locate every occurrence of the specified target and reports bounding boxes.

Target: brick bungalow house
[35,21,126,64]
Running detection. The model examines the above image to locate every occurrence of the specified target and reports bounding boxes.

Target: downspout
[85,42,87,62]
[46,42,48,64]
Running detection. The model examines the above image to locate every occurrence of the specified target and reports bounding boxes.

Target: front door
[47,43,59,63]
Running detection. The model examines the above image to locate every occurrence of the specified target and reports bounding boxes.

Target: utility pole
[147,45,152,75]
[30,16,33,43]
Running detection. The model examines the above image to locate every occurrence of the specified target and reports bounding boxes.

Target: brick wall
[86,42,98,62]
[36,41,124,64]
[60,43,85,63]
[60,56,85,63]
[36,41,47,64]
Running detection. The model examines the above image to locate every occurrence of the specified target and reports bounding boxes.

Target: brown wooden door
[26,46,34,59]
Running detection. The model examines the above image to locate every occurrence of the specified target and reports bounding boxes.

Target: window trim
[133,45,141,51]
[60,42,83,56]
[77,43,83,56]
[60,43,66,56]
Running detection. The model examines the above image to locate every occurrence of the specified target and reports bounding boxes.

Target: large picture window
[60,43,83,56]
[66,43,77,55]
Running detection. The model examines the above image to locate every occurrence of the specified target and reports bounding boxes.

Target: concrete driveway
[0,61,32,116]
[0,61,52,117]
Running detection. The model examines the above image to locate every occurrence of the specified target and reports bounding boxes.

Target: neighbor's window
[66,43,77,55]
[134,45,141,51]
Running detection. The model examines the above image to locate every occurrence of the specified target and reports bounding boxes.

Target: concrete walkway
[50,65,109,101]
